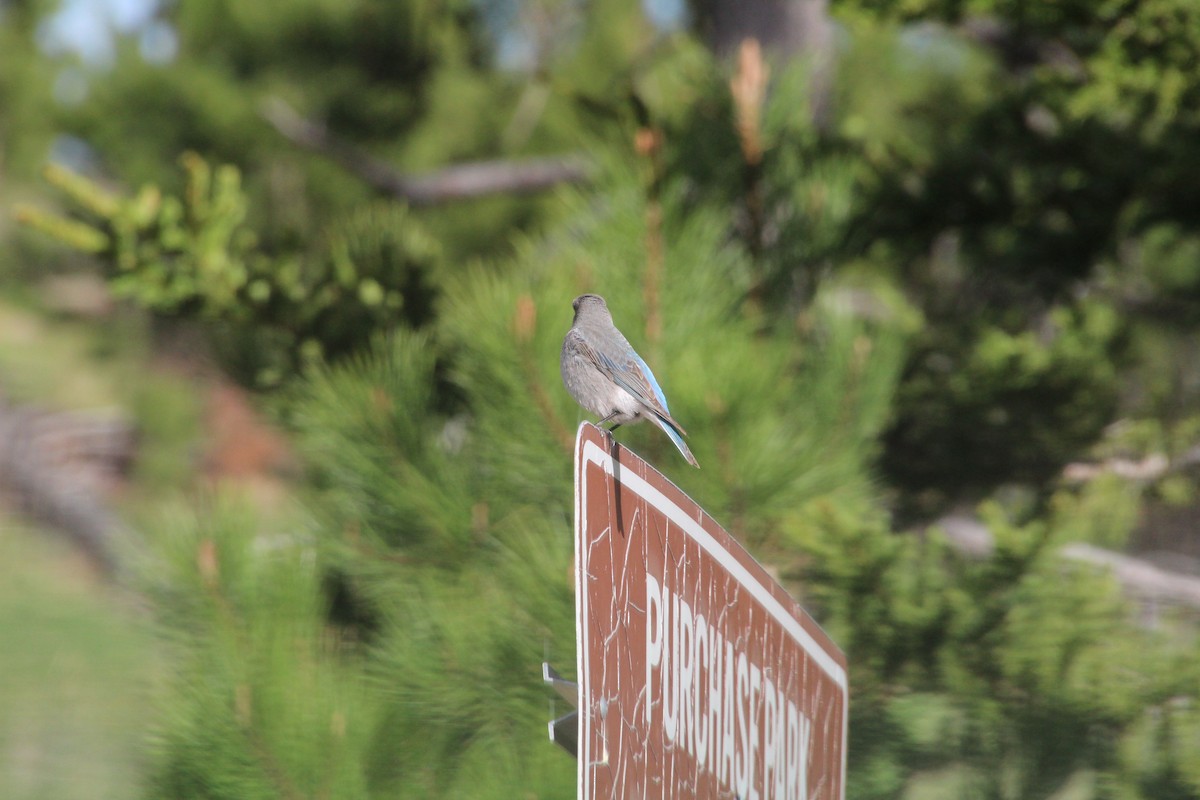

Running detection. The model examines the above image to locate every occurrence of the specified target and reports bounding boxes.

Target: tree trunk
[701,0,834,127]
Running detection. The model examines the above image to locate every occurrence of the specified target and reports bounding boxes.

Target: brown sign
[573,423,847,799]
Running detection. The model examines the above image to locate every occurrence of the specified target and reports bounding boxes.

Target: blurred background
[3,0,1200,797]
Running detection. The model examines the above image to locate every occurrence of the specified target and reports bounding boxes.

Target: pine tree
[14,0,1200,796]
[129,154,913,796]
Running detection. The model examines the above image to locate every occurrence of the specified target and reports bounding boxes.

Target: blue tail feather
[648,413,699,468]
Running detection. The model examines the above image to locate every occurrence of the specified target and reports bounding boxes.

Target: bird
[560,294,698,468]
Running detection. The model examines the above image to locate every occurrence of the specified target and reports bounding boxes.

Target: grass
[0,297,199,799]
[0,515,158,800]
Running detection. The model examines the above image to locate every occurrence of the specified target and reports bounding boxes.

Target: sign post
[570,422,847,799]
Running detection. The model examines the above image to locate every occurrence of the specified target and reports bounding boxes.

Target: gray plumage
[561,294,698,468]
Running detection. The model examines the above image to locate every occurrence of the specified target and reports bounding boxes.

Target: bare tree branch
[1060,542,1200,610]
[0,398,136,575]
[260,98,592,206]
[936,511,1200,618]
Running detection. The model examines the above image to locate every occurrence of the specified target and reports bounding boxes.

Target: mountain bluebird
[561,294,699,468]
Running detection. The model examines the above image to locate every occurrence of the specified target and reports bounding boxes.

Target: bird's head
[571,293,609,321]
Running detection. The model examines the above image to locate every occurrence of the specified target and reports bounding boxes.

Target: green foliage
[290,330,479,564]
[21,155,442,383]
[884,299,1122,509]
[1118,223,1200,307]
[284,328,582,796]
[0,2,58,182]
[1064,0,1200,146]
[250,177,912,796]
[125,369,206,494]
[54,0,604,267]
[797,498,1200,800]
[0,517,157,800]
[10,0,1200,796]
[673,3,1193,507]
[140,497,376,799]
[655,13,1152,508]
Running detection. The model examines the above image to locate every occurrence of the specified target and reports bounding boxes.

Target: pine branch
[514,294,573,454]
[260,98,592,206]
[634,127,664,354]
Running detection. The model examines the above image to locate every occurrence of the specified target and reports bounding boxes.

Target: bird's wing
[629,351,670,411]
[575,334,689,437]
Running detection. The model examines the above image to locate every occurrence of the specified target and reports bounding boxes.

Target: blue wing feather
[629,352,670,411]
[596,350,668,412]
[583,336,691,440]
[572,329,698,467]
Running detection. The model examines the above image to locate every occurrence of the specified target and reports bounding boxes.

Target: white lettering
[646,573,662,727]
[679,597,694,757]
[721,641,736,785]
[762,676,782,798]
[748,663,761,800]
[708,627,724,775]
[694,614,709,769]
[663,591,678,741]
[642,573,817,800]
[797,709,811,800]
[735,651,750,798]
[786,699,799,800]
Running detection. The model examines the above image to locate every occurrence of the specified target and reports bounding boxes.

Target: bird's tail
[648,412,699,468]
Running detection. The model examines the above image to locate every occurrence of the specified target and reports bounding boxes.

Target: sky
[38,0,162,64]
